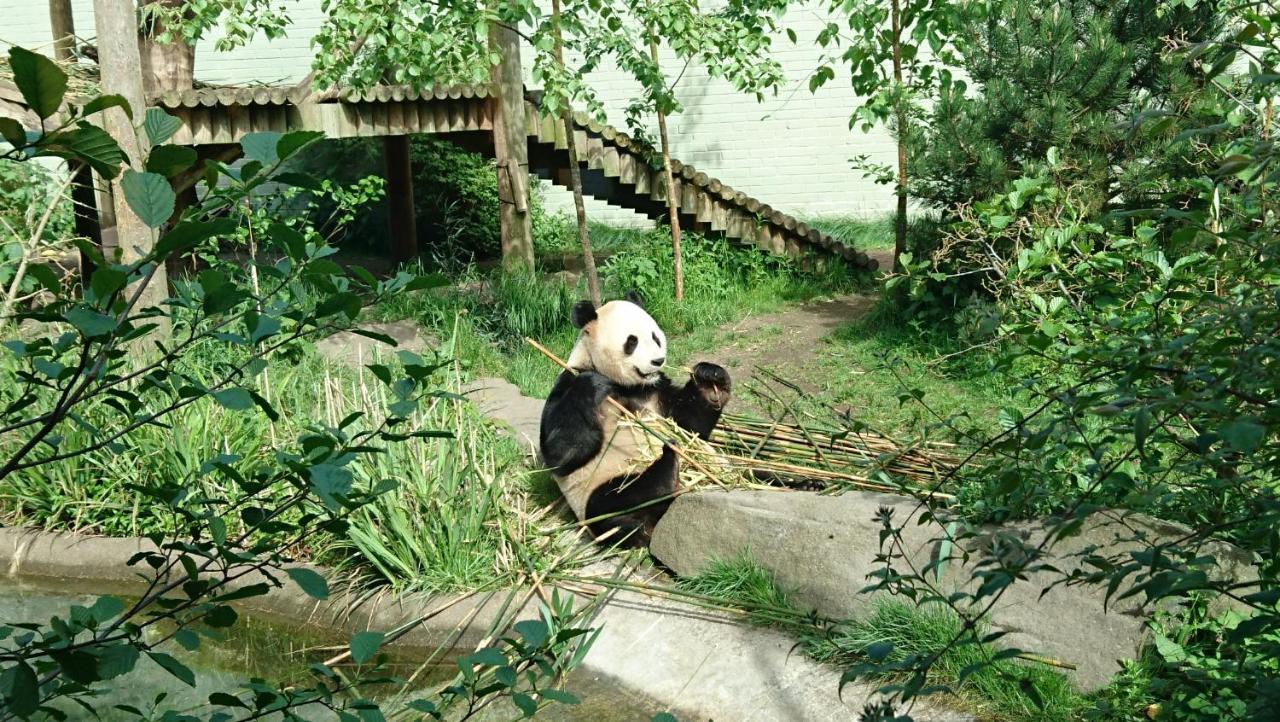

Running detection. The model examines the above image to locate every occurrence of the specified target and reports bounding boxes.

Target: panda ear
[624,290,644,308]
[571,300,597,329]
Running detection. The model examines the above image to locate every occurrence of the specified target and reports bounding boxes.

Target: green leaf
[89,267,128,301]
[514,619,548,648]
[1221,421,1265,453]
[95,642,140,680]
[143,108,182,145]
[146,145,198,178]
[276,130,325,160]
[540,689,580,705]
[350,631,385,664]
[64,307,118,337]
[81,94,131,120]
[147,651,196,686]
[9,47,67,119]
[209,692,248,708]
[310,464,353,511]
[173,629,201,651]
[121,170,176,228]
[865,641,894,661]
[512,693,538,717]
[0,117,26,147]
[155,218,238,258]
[241,131,283,166]
[651,715,679,722]
[286,567,330,600]
[468,648,507,667]
[1153,632,1187,663]
[212,388,253,411]
[2,660,39,716]
[26,263,61,293]
[45,124,127,179]
[89,596,125,623]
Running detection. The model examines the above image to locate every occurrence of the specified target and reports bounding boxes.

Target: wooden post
[47,0,104,286]
[137,0,195,95]
[93,0,170,336]
[489,20,534,271]
[69,163,103,285]
[48,0,76,61]
[383,135,418,264]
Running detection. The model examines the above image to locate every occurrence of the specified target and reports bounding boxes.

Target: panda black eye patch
[652,332,662,347]
[624,335,638,355]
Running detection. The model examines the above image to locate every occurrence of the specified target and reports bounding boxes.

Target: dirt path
[700,249,890,403]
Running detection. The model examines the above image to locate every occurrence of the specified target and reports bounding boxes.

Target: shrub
[287,137,559,269]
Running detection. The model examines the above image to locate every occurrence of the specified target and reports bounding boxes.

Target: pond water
[0,578,669,721]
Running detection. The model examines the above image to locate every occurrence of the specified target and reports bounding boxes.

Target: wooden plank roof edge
[149,83,494,108]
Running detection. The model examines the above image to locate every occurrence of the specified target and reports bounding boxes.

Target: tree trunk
[383,136,419,264]
[551,0,602,304]
[891,0,908,272]
[137,0,195,96]
[649,34,683,302]
[94,0,170,339]
[489,19,535,271]
[48,0,76,62]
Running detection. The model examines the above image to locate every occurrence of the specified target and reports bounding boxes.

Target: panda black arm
[539,369,613,475]
[663,362,732,440]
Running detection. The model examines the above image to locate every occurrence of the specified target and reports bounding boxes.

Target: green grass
[678,555,1086,722]
[0,321,576,595]
[800,300,1013,439]
[375,229,863,398]
[808,213,946,255]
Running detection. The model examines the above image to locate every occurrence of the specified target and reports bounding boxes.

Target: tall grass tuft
[339,390,529,592]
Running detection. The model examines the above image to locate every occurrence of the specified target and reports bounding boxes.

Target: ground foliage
[861,2,1280,720]
[0,47,596,721]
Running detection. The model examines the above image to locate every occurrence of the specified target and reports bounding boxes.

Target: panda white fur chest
[538,295,732,547]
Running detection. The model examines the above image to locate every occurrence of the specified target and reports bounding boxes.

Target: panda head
[565,292,667,387]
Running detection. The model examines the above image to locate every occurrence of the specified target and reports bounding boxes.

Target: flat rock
[315,320,436,367]
[461,377,543,453]
[651,489,1256,692]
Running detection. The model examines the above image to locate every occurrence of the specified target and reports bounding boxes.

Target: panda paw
[692,362,731,410]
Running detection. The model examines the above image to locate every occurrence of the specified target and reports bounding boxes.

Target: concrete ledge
[0,526,544,655]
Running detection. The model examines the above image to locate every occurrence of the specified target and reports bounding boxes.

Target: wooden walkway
[144,84,875,269]
[1,75,877,271]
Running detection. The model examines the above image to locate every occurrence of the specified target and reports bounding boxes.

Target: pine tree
[908,0,1218,217]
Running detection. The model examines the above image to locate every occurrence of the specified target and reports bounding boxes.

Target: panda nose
[651,357,665,367]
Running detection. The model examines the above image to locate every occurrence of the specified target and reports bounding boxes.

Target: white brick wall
[5,1,897,224]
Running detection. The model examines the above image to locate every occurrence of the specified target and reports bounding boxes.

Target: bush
[287,137,560,269]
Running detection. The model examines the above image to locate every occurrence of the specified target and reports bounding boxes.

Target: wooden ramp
[2,77,877,270]
[522,107,877,269]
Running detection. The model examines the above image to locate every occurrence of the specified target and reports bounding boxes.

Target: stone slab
[461,376,544,454]
[315,320,436,367]
[650,489,1257,692]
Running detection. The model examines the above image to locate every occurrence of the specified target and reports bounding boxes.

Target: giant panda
[539,293,731,548]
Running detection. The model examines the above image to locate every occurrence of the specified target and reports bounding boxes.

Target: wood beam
[489,20,534,271]
[48,0,76,62]
[383,135,418,264]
